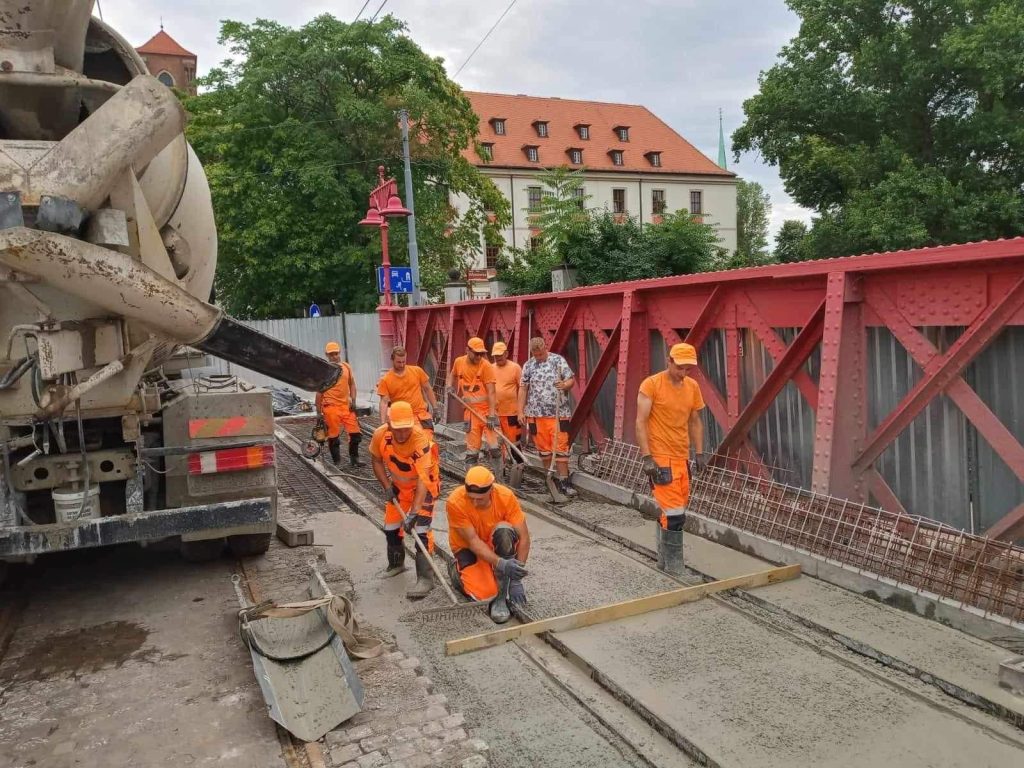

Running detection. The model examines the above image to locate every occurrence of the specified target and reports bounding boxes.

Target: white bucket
[52,485,101,523]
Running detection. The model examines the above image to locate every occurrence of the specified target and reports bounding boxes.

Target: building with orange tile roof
[453,92,737,291]
[136,27,197,94]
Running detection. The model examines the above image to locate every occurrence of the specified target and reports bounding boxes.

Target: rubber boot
[349,435,365,468]
[489,573,513,624]
[558,477,578,498]
[381,543,407,578]
[406,548,434,599]
[657,526,685,576]
[327,437,342,466]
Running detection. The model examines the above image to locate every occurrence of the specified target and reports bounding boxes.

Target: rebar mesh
[582,439,1024,624]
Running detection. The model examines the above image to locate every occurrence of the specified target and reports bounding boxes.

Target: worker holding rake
[448,337,500,468]
[446,466,531,624]
[490,341,524,471]
[369,401,442,599]
[636,342,707,574]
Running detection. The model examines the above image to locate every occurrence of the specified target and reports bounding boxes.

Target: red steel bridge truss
[383,239,1024,544]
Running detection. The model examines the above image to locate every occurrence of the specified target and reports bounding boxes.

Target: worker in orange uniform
[518,337,576,497]
[448,337,499,468]
[490,341,523,467]
[316,341,363,467]
[636,342,707,575]
[369,401,441,598]
[447,465,531,624]
[377,345,438,437]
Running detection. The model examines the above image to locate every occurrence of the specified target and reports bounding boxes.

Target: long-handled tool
[393,500,490,620]
[448,390,527,489]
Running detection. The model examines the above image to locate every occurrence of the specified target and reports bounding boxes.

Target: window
[569,148,583,164]
[527,186,542,211]
[577,124,590,140]
[652,189,666,215]
[492,118,506,135]
[486,245,500,269]
[480,143,494,161]
[616,126,630,142]
[534,121,549,138]
[530,236,543,251]
[610,150,624,166]
[690,190,703,215]
[525,146,539,163]
[573,186,586,210]
[612,188,626,214]
[156,71,175,87]
[647,152,662,167]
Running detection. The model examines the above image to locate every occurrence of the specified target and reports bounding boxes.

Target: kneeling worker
[369,401,441,598]
[446,466,531,624]
[636,342,707,575]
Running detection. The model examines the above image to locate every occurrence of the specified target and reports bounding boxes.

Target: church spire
[717,108,728,170]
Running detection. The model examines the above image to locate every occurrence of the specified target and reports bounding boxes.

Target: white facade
[452,168,738,273]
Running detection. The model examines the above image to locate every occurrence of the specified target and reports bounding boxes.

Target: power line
[353,0,372,21]
[454,0,518,78]
[370,0,389,22]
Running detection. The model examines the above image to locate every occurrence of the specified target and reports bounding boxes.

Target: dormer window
[609,150,624,166]
[490,118,507,136]
[575,123,590,140]
[480,143,494,162]
[567,148,583,165]
[614,125,630,142]
[524,145,539,163]
[645,151,662,167]
[533,121,549,138]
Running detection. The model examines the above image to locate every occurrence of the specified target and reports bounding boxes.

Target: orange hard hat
[388,400,416,429]
[467,337,486,353]
[464,465,495,491]
[325,341,341,354]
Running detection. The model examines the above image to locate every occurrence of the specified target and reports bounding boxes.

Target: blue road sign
[377,266,414,294]
[308,303,321,318]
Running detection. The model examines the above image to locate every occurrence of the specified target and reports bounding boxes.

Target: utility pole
[399,109,422,306]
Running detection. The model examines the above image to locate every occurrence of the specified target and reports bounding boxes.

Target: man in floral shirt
[518,337,576,497]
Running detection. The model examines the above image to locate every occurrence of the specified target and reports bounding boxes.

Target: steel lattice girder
[384,238,1024,540]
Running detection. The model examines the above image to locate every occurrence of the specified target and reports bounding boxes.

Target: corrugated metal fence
[196,314,384,401]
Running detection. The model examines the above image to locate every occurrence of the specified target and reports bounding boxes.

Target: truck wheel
[228,533,272,557]
[180,537,225,562]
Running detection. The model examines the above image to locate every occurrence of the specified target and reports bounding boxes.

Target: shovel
[448,390,527,489]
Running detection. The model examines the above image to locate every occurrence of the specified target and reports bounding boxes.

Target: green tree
[533,166,591,256]
[773,219,812,263]
[185,15,509,317]
[735,179,772,265]
[645,210,728,275]
[733,0,1024,258]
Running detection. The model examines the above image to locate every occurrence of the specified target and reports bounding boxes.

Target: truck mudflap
[0,498,273,558]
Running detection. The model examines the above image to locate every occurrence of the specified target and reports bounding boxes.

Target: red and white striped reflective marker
[187,445,275,475]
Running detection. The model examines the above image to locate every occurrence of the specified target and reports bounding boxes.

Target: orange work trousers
[323,404,360,439]
[649,456,690,529]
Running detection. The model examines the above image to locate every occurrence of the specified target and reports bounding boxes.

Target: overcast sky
[97,0,811,238]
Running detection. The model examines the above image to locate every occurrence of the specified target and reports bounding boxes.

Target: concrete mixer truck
[0,2,340,561]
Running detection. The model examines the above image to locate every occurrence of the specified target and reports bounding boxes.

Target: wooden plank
[445,564,801,657]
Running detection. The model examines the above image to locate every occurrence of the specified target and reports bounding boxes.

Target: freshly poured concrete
[560,600,1024,767]
[561,498,1024,725]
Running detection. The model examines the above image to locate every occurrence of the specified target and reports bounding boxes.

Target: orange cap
[388,401,416,429]
[464,465,495,491]
[669,343,698,366]
[491,341,508,356]
[467,337,486,353]
[325,341,341,354]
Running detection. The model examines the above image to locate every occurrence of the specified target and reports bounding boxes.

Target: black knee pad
[385,529,402,547]
[491,526,519,558]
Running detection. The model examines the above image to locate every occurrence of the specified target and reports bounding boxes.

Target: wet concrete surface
[0,547,282,768]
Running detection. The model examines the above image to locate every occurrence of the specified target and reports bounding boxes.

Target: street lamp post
[360,166,410,358]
